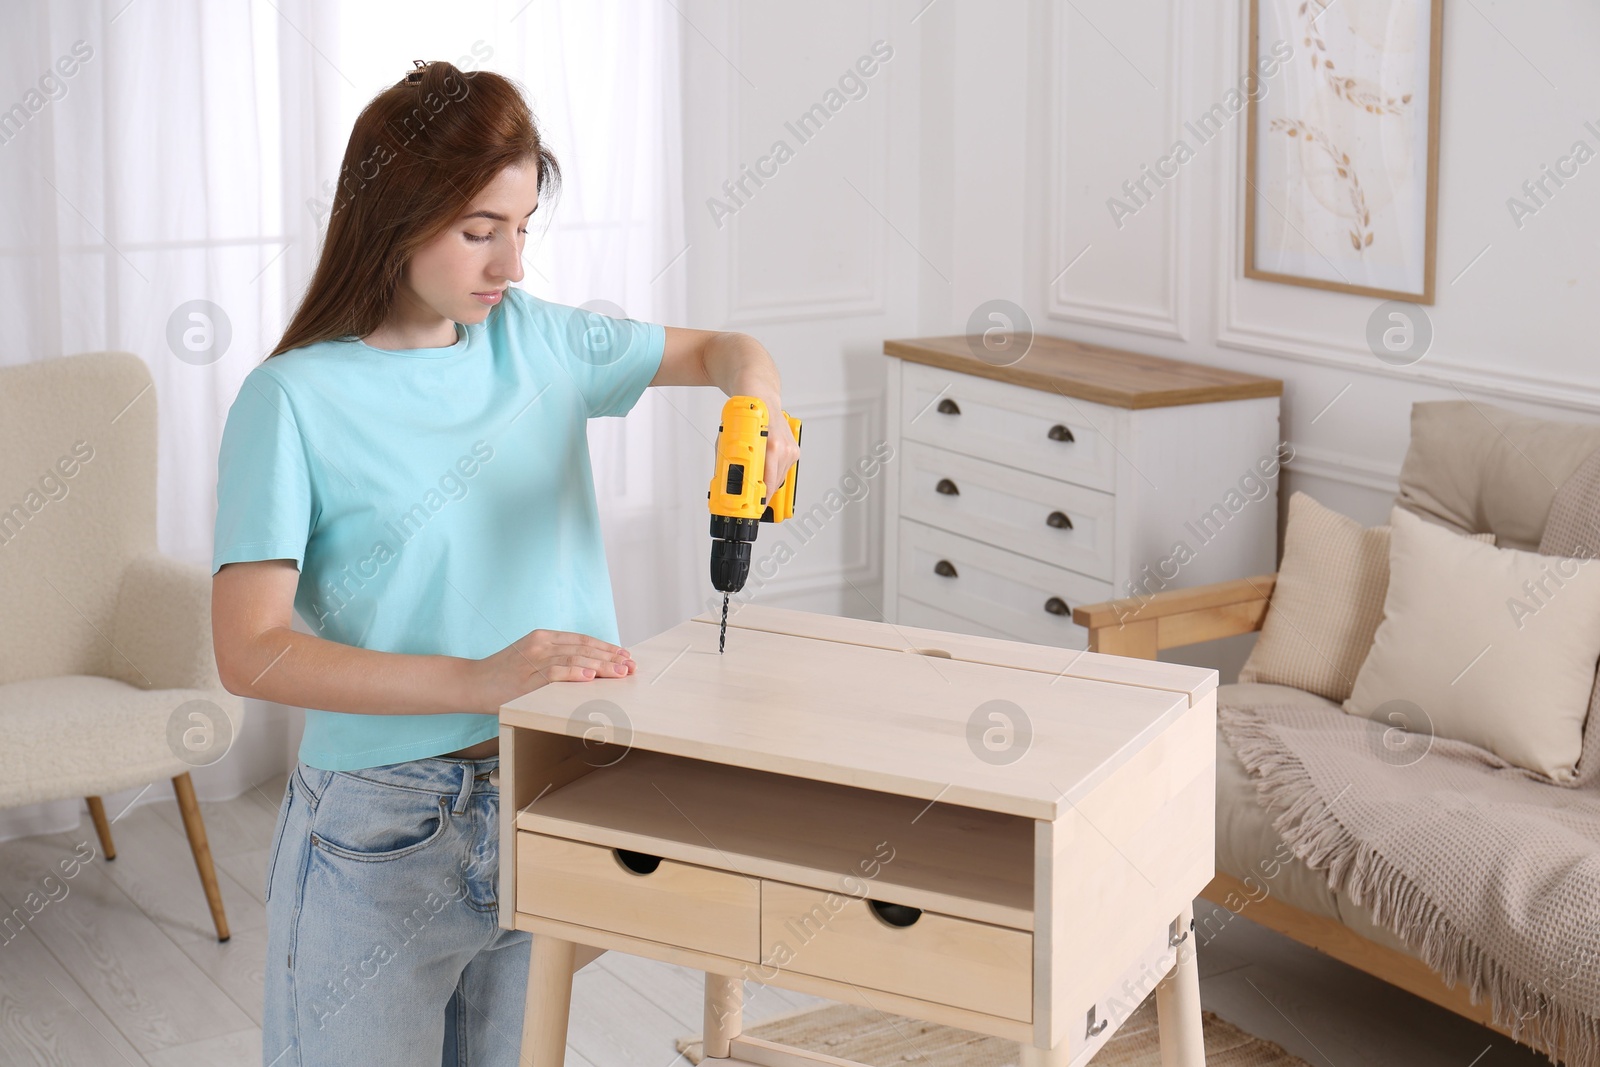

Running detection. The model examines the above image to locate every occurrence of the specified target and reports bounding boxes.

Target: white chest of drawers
[882,334,1284,650]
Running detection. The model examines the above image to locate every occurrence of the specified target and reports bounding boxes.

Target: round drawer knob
[1047,423,1075,443]
[934,559,958,578]
[937,398,961,415]
[614,848,662,875]
[867,900,923,928]
[1046,510,1073,529]
[1044,596,1070,616]
[935,477,959,496]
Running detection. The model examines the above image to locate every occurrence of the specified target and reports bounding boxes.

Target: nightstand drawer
[763,879,1032,1022]
[899,440,1115,581]
[516,833,759,961]
[898,519,1106,648]
[899,361,1117,492]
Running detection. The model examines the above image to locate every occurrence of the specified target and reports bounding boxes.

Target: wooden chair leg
[85,796,116,860]
[171,773,230,942]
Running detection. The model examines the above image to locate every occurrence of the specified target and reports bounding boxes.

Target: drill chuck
[709,514,758,594]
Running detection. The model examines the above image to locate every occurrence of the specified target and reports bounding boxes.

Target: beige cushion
[1396,400,1600,552]
[1343,506,1600,782]
[1239,492,1490,703]
[1537,441,1600,785]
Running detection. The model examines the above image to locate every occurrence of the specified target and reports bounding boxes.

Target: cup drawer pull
[867,900,923,928]
[937,397,961,415]
[1044,596,1070,616]
[935,477,959,495]
[1046,510,1073,529]
[614,848,662,875]
[1047,423,1075,443]
[934,559,958,578]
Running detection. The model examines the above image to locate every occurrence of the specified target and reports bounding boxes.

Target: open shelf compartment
[515,746,1035,931]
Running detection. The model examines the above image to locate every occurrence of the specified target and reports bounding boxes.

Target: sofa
[1072,399,1600,1061]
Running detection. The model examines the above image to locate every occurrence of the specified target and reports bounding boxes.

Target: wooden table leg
[1018,1039,1069,1066]
[703,973,743,1059]
[522,934,576,1067]
[1155,905,1205,1066]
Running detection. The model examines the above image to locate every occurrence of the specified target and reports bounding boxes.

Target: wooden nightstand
[501,604,1218,1065]
[883,334,1283,648]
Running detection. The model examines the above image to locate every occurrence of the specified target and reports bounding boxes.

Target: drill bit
[719,592,729,654]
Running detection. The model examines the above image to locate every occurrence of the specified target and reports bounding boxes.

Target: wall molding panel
[722,4,895,326]
[1284,442,1402,496]
[1044,0,1189,341]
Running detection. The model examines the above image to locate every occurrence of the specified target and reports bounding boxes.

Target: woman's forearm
[222,625,482,716]
[704,331,782,409]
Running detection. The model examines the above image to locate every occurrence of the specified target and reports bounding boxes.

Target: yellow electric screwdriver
[708,396,802,653]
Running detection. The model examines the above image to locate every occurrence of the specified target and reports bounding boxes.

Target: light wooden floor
[0,774,1553,1066]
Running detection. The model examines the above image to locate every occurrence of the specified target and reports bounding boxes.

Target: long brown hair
[267,61,561,358]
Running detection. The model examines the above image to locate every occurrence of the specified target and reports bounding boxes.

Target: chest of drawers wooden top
[885,334,1282,409]
[883,334,1284,652]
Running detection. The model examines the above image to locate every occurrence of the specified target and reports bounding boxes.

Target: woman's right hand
[467,629,636,713]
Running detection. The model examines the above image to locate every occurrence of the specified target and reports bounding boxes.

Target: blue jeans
[262,755,533,1066]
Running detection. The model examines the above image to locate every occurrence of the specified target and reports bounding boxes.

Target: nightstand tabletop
[500,603,1214,821]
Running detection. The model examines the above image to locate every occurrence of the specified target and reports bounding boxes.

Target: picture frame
[1244,0,1444,304]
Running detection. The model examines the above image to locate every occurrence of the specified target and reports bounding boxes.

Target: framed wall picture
[1245,0,1444,304]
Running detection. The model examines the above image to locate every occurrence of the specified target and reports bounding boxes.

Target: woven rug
[675,996,1311,1066]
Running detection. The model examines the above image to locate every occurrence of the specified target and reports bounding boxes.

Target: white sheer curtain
[0,0,702,839]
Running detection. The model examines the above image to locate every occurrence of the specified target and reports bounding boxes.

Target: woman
[211,59,798,1065]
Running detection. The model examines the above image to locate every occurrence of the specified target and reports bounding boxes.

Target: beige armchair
[1074,400,1600,1050]
[1,352,242,942]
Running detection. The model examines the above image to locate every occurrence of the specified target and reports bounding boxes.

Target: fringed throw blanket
[1219,448,1600,1066]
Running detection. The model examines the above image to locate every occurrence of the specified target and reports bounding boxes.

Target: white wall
[685,0,1600,634]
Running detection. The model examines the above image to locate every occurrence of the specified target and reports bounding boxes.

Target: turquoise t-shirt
[211,287,665,770]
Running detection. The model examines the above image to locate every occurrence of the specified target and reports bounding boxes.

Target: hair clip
[405,60,427,84]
